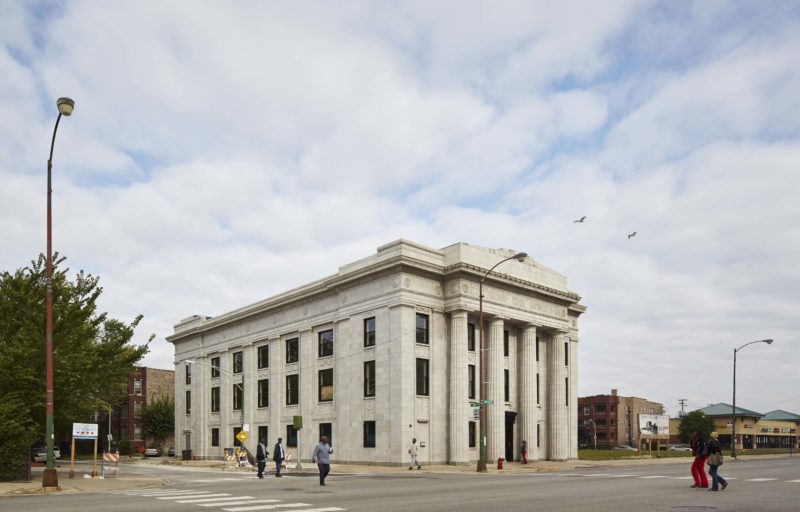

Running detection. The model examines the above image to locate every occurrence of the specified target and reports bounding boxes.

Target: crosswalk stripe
[223,504,311,512]
[787,479,800,482]
[746,478,777,482]
[125,490,211,496]
[177,496,255,504]
[672,477,693,480]
[159,493,232,500]
[287,509,345,512]
[200,501,281,508]
[638,476,668,479]
[606,474,637,478]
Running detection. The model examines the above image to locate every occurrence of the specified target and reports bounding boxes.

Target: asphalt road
[3,458,799,512]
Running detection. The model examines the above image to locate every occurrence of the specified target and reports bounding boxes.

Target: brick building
[101,367,175,453]
[578,389,664,448]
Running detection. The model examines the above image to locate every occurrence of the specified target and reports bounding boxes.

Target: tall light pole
[184,359,247,456]
[477,252,527,472]
[43,97,75,488]
[731,338,773,459]
[587,419,597,450]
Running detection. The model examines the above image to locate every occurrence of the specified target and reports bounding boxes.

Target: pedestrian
[690,431,709,488]
[706,432,728,491]
[312,435,333,486]
[273,437,285,477]
[521,440,528,464]
[408,438,421,470]
[256,438,268,479]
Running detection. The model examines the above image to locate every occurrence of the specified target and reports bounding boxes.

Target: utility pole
[678,399,687,417]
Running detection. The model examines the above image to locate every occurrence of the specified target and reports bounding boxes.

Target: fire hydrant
[497,457,505,470]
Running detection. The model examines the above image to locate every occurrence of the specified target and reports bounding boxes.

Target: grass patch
[578,449,693,461]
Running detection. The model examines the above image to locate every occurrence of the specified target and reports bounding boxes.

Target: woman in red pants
[690,431,709,488]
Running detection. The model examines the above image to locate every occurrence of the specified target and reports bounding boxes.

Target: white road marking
[124,490,211,496]
[159,493,232,500]
[787,479,800,482]
[177,496,255,504]
[200,501,281,508]
[606,474,637,478]
[638,475,668,479]
[672,477,694,480]
[223,504,312,512]
[746,478,777,482]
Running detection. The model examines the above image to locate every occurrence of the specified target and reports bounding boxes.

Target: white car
[669,444,692,452]
[33,447,61,462]
[613,445,638,451]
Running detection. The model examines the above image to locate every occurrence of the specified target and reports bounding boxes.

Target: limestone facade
[167,240,585,464]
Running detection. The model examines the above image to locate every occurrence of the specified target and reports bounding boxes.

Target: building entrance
[505,411,517,461]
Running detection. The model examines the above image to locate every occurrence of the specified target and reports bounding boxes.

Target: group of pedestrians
[690,431,728,492]
[255,436,333,486]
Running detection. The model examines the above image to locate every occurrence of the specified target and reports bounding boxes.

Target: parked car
[613,445,638,451]
[144,447,162,457]
[669,444,692,452]
[167,446,175,457]
[32,446,61,462]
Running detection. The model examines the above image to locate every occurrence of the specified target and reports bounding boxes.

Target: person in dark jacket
[707,431,728,491]
[272,438,285,477]
[690,431,709,488]
[256,439,268,479]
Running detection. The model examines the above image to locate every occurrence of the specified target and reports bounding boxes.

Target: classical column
[519,325,537,461]
[449,311,469,464]
[547,332,569,460]
[486,317,505,461]
[568,336,579,459]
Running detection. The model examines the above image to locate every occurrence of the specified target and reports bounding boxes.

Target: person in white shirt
[408,438,421,470]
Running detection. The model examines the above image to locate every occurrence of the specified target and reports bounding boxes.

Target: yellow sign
[236,431,248,443]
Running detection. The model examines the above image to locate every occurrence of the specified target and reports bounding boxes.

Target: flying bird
[628,232,637,239]
[573,216,587,223]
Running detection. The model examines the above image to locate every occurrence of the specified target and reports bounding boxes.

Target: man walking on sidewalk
[273,437,285,477]
[408,438,421,470]
[312,435,333,486]
[256,438,268,479]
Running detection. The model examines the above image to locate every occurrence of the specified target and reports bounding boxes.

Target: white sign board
[243,423,250,432]
[639,414,669,436]
[73,422,99,439]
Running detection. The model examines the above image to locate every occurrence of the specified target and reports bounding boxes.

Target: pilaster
[448,310,469,464]
[486,317,505,461]
[519,325,537,461]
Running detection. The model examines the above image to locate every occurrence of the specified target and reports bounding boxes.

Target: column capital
[449,309,469,318]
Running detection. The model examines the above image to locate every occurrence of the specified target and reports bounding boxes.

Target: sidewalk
[3,453,791,497]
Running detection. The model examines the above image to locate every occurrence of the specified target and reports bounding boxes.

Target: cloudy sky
[2,0,798,418]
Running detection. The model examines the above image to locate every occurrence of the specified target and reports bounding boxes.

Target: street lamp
[184,359,248,456]
[587,419,597,450]
[43,97,75,488]
[477,252,527,472]
[731,338,773,459]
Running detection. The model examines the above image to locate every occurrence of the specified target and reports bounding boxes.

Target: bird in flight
[573,216,587,223]
[628,232,637,239]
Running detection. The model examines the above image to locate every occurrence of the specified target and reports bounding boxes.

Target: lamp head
[57,97,75,116]
[514,252,527,262]
[764,339,774,345]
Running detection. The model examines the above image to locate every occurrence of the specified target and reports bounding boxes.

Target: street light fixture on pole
[477,252,527,473]
[43,97,75,489]
[731,338,773,459]
[184,359,248,455]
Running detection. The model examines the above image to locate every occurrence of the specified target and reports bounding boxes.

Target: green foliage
[677,411,715,443]
[0,254,150,458]
[0,395,39,480]
[141,396,175,448]
[118,439,131,456]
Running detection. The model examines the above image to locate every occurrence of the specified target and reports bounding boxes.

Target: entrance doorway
[505,411,517,461]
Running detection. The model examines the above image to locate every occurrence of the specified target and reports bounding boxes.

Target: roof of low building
[763,409,800,421]
[697,403,763,418]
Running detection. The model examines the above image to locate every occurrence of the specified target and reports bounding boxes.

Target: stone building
[168,240,585,464]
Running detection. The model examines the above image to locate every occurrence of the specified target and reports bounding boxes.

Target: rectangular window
[134,401,142,418]
[287,425,298,447]
[364,317,376,347]
[504,369,510,402]
[503,330,509,357]
[134,379,142,395]
[134,426,142,440]
[286,374,299,405]
[258,379,269,408]
[565,377,569,406]
[211,428,219,447]
[211,356,220,378]
[536,336,540,362]
[468,364,476,399]
[363,421,376,448]
[185,365,191,385]
[233,426,242,447]
[258,345,269,369]
[211,386,220,413]
[467,323,475,352]
[583,405,590,416]
[536,374,540,405]
[564,341,569,366]
[318,368,334,402]
[233,384,243,411]
[318,329,334,357]
[364,360,376,398]
[469,421,476,448]
[415,313,429,344]
[320,422,332,446]
[258,425,268,446]
[286,338,299,364]
[185,390,191,414]
[232,351,243,374]
[537,424,541,447]
[416,358,429,396]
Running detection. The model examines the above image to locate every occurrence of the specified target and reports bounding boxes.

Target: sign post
[72,423,99,478]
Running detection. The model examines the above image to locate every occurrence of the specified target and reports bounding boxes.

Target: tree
[0,395,39,480]
[677,410,715,443]
[0,254,150,455]
[141,396,174,449]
